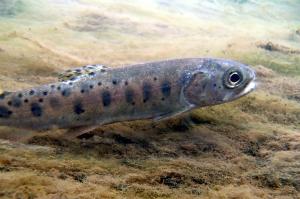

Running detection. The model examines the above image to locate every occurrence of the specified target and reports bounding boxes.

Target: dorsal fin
[58,64,108,82]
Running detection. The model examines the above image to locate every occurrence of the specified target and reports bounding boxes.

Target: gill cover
[182,71,210,106]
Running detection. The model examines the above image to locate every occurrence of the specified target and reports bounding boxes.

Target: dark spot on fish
[112,79,118,85]
[202,82,207,90]
[51,85,55,89]
[0,106,12,118]
[89,85,94,89]
[24,99,29,103]
[62,88,71,97]
[124,81,128,86]
[57,86,61,91]
[7,101,12,106]
[29,90,35,95]
[125,89,134,104]
[0,91,11,100]
[142,83,152,103]
[0,93,7,100]
[70,77,77,81]
[161,97,165,101]
[74,102,85,115]
[89,72,95,76]
[18,93,23,98]
[11,97,22,107]
[161,81,171,97]
[69,82,73,86]
[102,91,111,107]
[213,83,217,87]
[31,103,42,117]
[80,84,90,94]
[75,69,81,72]
[49,98,60,108]
[43,91,48,96]
[131,102,135,106]
[154,77,157,81]
[101,69,106,72]
[98,82,102,86]
[39,98,43,103]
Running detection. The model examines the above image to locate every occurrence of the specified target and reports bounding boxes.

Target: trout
[0,58,256,134]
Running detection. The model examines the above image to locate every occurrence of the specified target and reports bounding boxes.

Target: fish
[0,58,256,135]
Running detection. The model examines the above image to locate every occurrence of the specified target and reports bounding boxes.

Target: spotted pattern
[161,81,171,97]
[73,102,85,115]
[31,103,42,117]
[0,106,12,118]
[112,79,118,85]
[142,83,152,103]
[0,94,5,100]
[11,97,22,108]
[80,84,90,94]
[61,88,71,97]
[102,91,111,107]
[125,89,134,104]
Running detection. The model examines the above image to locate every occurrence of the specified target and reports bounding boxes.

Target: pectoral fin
[154,107,193,122]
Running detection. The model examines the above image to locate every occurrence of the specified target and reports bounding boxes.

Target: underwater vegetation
[0,0,299,198]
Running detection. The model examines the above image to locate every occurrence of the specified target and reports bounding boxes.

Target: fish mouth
[238,80,256,97]
[236,70,256,98]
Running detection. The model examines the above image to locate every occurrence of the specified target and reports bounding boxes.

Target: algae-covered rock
[257,41,300,54]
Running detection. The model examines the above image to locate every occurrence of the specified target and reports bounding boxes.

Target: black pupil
[230,73,240,83]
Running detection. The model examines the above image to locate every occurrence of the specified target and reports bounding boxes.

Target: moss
[241,51,300,76]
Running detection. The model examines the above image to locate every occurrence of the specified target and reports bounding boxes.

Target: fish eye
[229,72,241,83]
[224,69,243,88]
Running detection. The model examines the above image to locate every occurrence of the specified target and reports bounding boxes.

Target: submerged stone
[257,41,300,54]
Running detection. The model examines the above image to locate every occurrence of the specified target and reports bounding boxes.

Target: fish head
[184,59,256,107]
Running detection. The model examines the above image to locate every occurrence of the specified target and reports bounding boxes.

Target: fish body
[0,58,256,130]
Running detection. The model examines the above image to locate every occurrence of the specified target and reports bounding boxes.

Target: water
[0,1,299,198]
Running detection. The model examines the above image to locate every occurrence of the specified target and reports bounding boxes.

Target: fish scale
[0,58,256,133]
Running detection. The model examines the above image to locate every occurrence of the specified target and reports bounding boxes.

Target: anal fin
[62,125,99,139]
